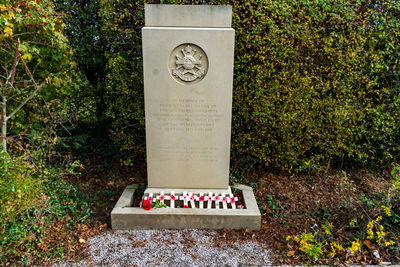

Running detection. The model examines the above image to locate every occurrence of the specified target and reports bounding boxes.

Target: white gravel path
[57,229,273,267]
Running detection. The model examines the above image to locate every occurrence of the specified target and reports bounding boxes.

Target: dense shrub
[1,0,88,158]
[63,0,400,171]
[99,0,146,151]
[0,173,94,265]
[228,0,400,171]
[0,152,41,226]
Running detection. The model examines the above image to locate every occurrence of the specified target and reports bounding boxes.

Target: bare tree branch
[18,49,38,87]
[6,79,47,120]
[6,38,20,96]
[1,65,13,96]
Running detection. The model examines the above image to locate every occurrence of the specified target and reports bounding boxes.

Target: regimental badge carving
[169,43,208,84]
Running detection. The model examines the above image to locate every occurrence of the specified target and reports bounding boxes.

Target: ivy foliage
[61,0,400,171]
[227,0,400,171]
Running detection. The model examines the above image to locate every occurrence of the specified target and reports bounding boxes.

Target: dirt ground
[58,158,397,266]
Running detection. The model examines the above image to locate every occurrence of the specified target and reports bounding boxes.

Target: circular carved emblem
[169,43,208,84]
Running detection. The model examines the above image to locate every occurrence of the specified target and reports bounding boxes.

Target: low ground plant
[0,152,41,225]
[285,168,399,264]
[0,158,97,265]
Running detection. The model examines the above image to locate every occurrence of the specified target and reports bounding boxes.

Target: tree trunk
[1,95,7,153]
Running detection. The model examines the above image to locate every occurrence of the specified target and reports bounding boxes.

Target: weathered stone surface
[111,5,261,230]
[111,184,261,230]
[143,27,234,189]
[145,4,232,28]
[144,187,232,195]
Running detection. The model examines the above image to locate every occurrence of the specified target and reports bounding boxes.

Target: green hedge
[85,0,400,171]
[228,0,400,171]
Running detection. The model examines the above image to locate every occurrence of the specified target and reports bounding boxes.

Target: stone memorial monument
[111,4,261,230]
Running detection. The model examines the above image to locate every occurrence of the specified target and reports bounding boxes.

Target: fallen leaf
[287,250,295,257]
[79,238,86,243]
[364,240,373,250]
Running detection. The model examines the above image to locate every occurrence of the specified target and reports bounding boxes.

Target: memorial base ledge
[111,184,261,230]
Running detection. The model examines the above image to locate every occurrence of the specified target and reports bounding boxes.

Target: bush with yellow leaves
[0,152,41,225]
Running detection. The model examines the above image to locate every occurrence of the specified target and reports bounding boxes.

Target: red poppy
[159,195,165,201]
[222,197,227,202]
[148,196,153,202]
[189,196,195,201]
[199,196,205,201]
[230,197,236,203]
[170,195,175,200]
[183,205,189,208]
[142,199,152,210]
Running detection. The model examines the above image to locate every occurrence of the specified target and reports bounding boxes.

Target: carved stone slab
[170,43,208,84]
[142,14,234,189]
[145,4,232,28]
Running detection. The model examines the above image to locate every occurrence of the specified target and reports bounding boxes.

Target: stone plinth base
[111,184,261,230]
[144,187,232,195]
